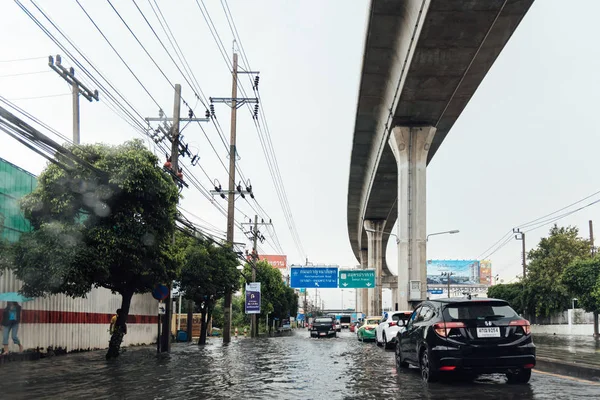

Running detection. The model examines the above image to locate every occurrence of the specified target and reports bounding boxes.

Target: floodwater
[1,330,598,399]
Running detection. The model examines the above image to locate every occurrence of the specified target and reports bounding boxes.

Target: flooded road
[1,329,598,399]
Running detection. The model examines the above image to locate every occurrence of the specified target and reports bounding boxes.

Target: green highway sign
[339,269,375,288]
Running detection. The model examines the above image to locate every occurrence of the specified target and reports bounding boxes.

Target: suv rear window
[392,312,412,323]
[315,318,333,323]
[443,301,517,321]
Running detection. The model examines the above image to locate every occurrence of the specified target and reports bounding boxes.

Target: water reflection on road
[1,330,598,399]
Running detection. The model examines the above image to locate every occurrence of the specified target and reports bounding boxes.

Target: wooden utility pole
[160,84,181,353]
[48,55,98,144]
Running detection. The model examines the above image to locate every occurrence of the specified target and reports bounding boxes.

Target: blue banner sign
[290,267,338,288]
[428,289,443,295]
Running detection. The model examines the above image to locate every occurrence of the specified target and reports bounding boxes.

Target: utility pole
[441,271,454,298]
[514,228,526,279]
[241,216,273,338]
[159,84,182,353]
[210,53,258,344]
[589,220,595,256]
[48,55,98,144]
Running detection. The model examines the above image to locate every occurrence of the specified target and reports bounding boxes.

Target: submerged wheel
[506,369,532,384]
[420,349,438,383]
[395,342,409,369]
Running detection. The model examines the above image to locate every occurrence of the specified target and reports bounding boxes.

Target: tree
[487,283,525,314]
[524,225,591,317]
[242,260,297,333]
[10,140,179,359]
[562,258,600,335]
[179,239,240,345]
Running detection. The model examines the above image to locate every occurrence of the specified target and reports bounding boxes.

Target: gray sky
[1,0,599,310]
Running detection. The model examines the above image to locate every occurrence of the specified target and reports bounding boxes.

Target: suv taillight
[509,319,531,335]
[434,322,465,337]
[389,322,397,327]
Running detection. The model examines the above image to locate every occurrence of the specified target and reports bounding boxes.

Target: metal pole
[521,233,526,279]
[223,53,239,344]
[251,215,258,338]
[72,80,80,144]
[590,220,595,256]
[177,294,182,332]
[161,83,181,353]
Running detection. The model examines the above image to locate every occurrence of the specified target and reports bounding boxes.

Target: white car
[375,311,413,349]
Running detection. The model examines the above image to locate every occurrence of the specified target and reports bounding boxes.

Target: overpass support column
[364,220,384,316]
[359,249,369,316]
[389,126,436,310]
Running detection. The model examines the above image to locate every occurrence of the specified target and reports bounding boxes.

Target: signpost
[338,269,375,288]
[290,267,338,288]
[245,282,261,314]
[152,285,169,354]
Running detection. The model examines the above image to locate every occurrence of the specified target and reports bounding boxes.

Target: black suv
[395,298,535,383]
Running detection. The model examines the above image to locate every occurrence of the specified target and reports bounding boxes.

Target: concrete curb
[535,356,600,382]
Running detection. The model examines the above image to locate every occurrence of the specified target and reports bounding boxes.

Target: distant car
[279,319,291,332]
[395,298,535,383]
[335,320,342,332]
[340,316,351,329]
[310,317,337,338]
[376,311,412,349]
[357,316,381,342]
[349,322,357,333]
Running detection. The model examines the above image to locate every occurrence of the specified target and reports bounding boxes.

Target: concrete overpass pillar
[359,249,368,316]
[391,288,398,311]
[389,126,436,310]
[364,220,384,316]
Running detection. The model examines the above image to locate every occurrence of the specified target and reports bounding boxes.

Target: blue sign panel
[428,289,443,295]
[290,267,338,288]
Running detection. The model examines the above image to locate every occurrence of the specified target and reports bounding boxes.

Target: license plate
[319,332,325,336]
[477,327,500,338]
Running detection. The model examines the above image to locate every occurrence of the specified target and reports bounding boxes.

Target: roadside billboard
[479,260,492,285]
[245,282,261,314]
[427,260,481,285]
[259,254,287,269]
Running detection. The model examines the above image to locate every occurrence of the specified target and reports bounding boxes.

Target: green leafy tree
[562,258,600,334]
[179,239,240,344]
[524,225,590,317]
[242,260,297,333]
[10,140,179,359]
[487,283,525,314]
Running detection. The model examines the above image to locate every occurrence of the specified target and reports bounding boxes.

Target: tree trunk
[594,311,599,337]
[206,306,213,340]
[106,290,133,360]
[198,305,208,345]
[187,300,193,342]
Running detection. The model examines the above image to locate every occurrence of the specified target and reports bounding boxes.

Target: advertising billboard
[479,260,492,285]
[427,260,481,285]
[259,254,287,269]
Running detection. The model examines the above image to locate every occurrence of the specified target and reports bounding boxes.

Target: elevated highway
[348,0,535,314]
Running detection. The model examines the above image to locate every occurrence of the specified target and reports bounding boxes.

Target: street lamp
[426,230,459,241]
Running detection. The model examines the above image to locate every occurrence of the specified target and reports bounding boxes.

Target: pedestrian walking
[1,301,24,354]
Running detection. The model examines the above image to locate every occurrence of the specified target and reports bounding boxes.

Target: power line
[0,56,46,63]
[7,93,70,101]
[0,70,51,78]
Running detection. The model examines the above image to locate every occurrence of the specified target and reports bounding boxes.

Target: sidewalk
[534,334,600,381]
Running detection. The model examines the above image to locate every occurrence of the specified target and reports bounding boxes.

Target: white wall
[531,324,596,336]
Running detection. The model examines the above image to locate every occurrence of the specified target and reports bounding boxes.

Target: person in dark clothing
[1,302,24,353]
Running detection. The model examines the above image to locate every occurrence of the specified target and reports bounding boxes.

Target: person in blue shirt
[1,302,23,354]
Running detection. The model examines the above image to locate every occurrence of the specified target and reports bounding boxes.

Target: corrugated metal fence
[1,269,158,352]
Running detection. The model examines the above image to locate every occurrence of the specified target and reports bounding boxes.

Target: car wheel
[376,333,383,347]
[506,368,531,384]
[420,349,438,383]
[383,332,391,349]
[395,341,409,369]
